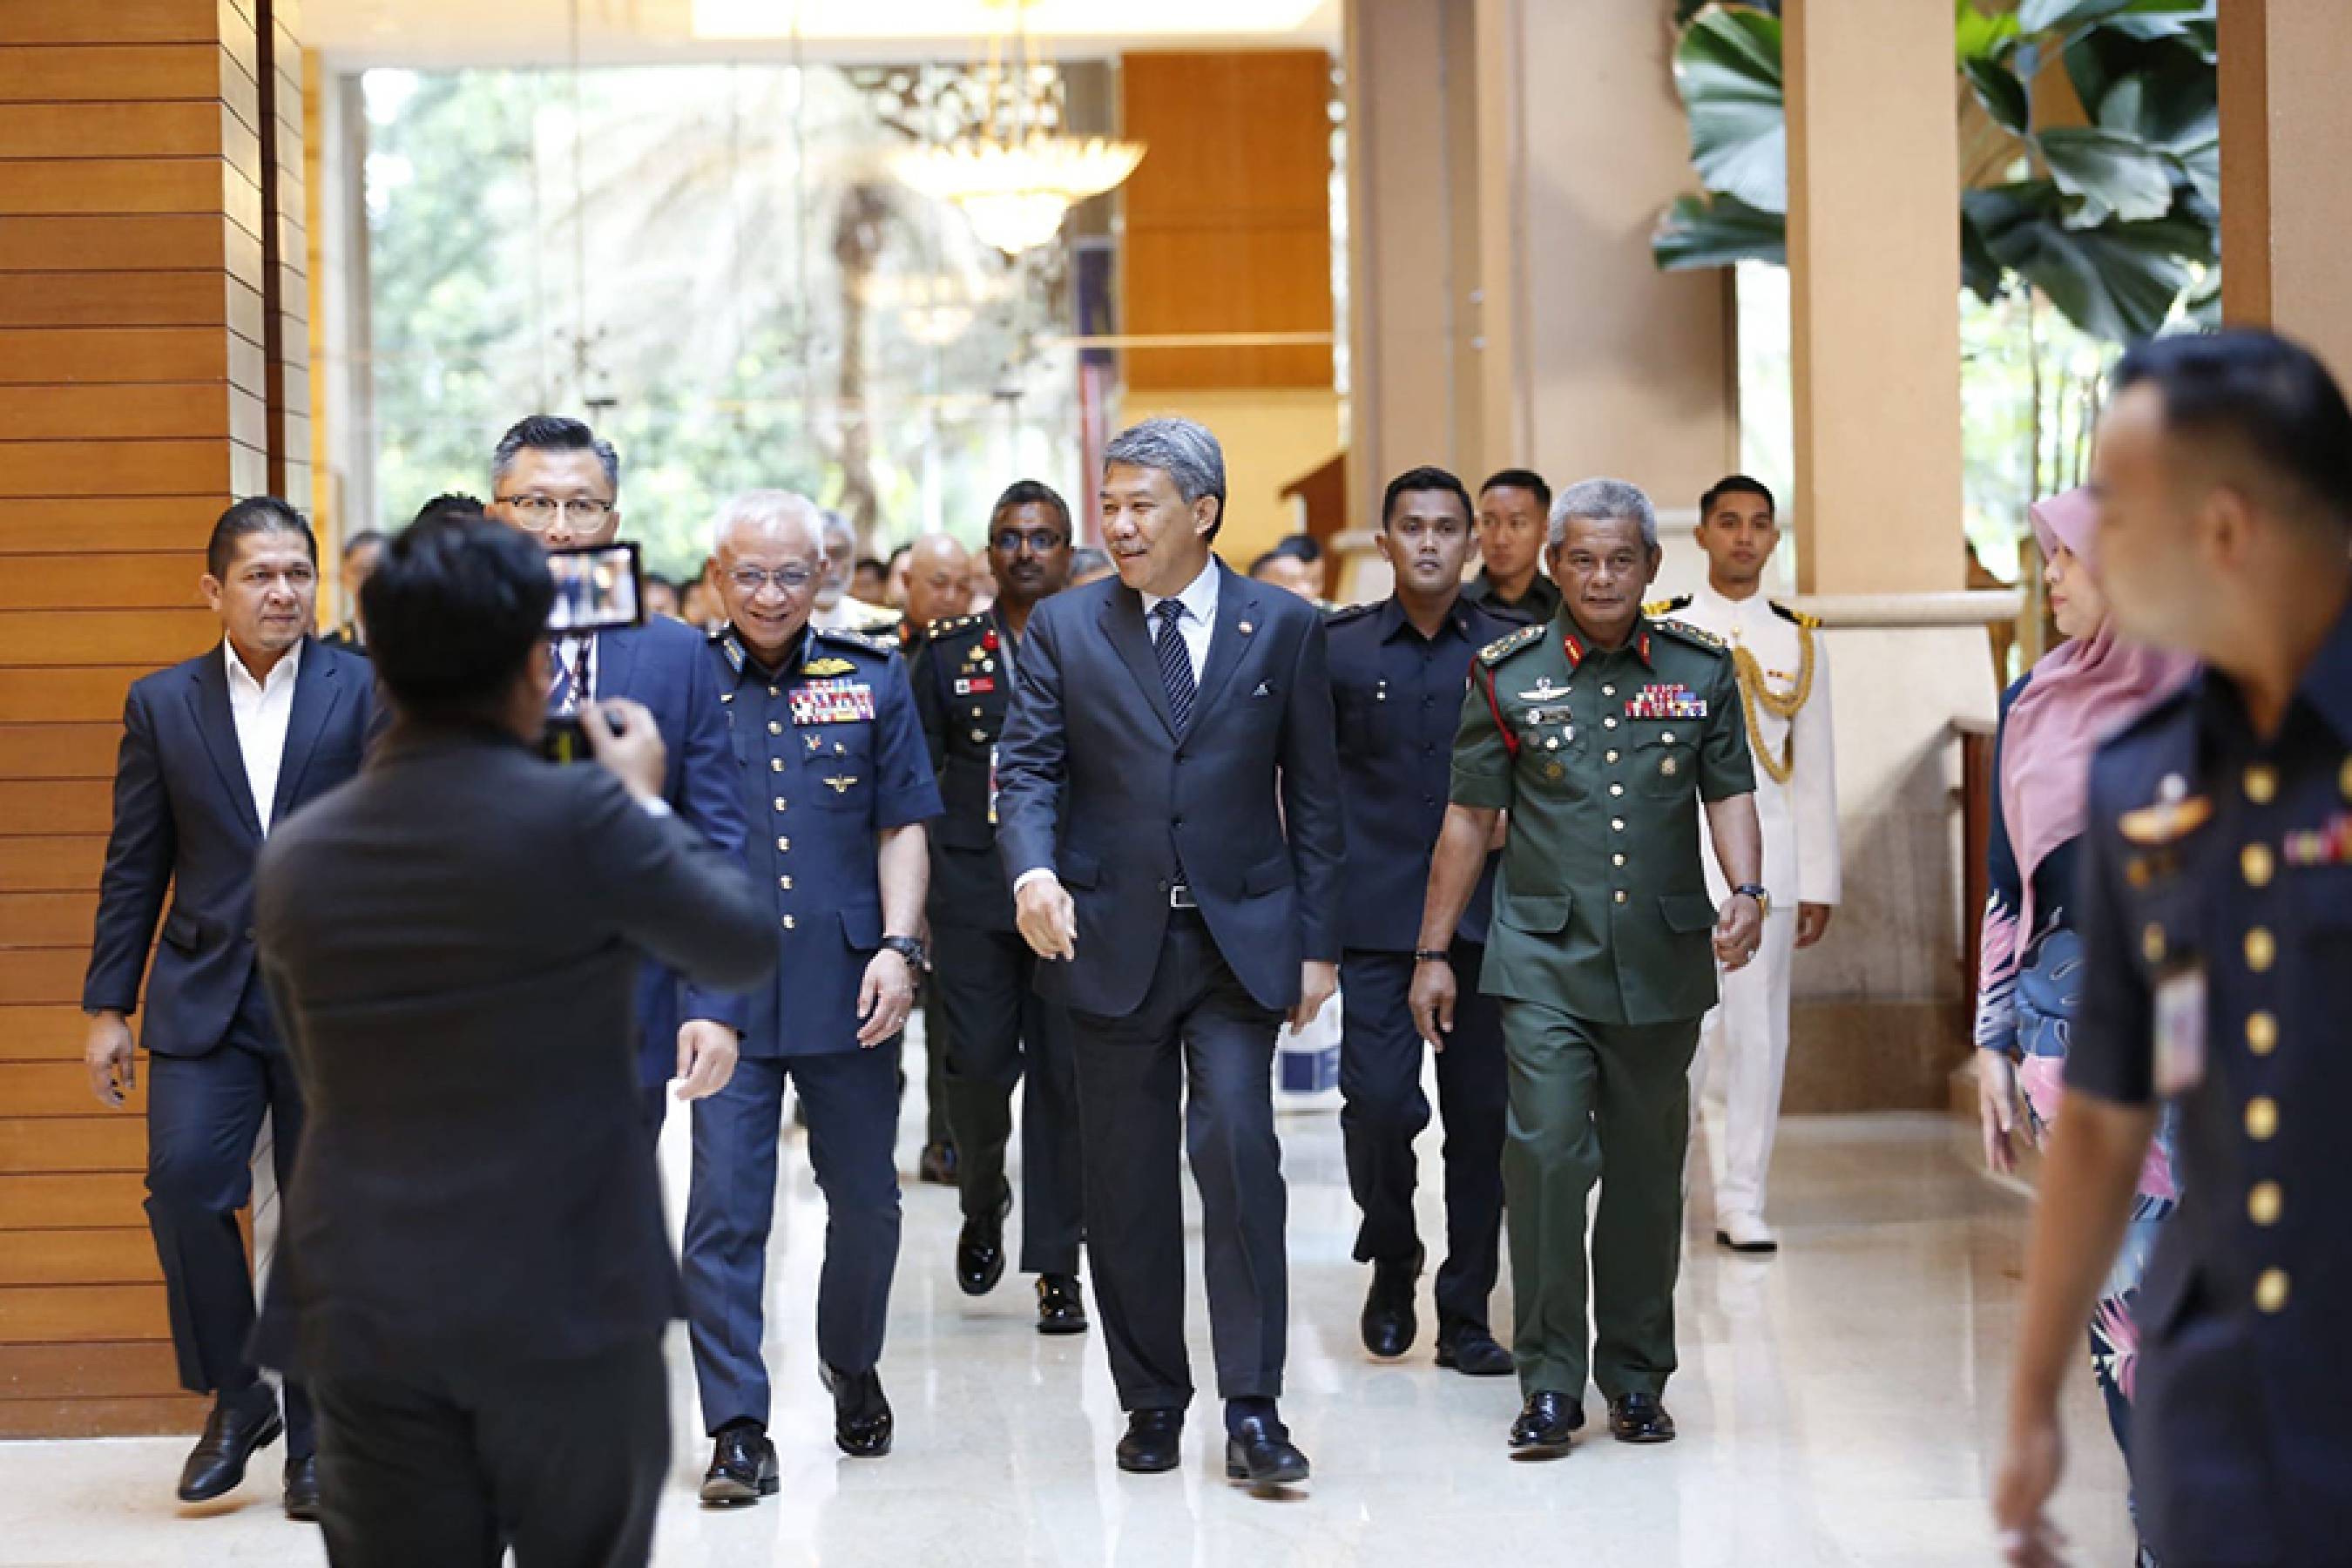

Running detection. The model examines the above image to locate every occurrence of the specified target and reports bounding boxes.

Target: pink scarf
[1999,488,2197,935]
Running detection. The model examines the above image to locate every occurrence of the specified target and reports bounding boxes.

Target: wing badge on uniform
[2118,794,2213,846]
[802,657,856,677]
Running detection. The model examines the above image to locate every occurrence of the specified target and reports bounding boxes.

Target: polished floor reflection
[0,1065,2135,1566]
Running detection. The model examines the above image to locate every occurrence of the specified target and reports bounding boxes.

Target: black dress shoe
[821,1364,893,1457]
[176,1394,283,1503]
[700,1423,780,1504]
[1434,1322,1516,1377]
[1224,1414,1310,1487]
[1114,1409,1183,1474]
[1607,1391,1677,1444]
[1507,1391,1584,1459]
[1036,1273,1088,1335]
[1359,1245,1423,1359]
[956,1182,1011,1297]
[917,1141,958,1186]
[281,1454,321,1521]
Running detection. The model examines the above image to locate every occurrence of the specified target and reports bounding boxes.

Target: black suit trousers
[1070,910,1287,1409]
[145,976,312,1452]
[934,922,1085,1274]
[312,1335,668,1568]
[1338,943,1507,1331]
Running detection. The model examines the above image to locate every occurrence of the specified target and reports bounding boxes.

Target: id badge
[987,744,1000,827]
[2153,963,2208,1096]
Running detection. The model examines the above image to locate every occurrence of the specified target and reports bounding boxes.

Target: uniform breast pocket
[1515,725,1587,800]
[1633,729,1698,800]
[1331,683,1391,756]
[807,722,875,809]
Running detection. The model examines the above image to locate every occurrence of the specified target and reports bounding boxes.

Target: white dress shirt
[225,640,301,834]
[551,633,598,711]
[1139,557,1219,685]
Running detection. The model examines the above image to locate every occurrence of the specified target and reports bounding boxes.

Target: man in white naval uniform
[1653,476,1841,1254]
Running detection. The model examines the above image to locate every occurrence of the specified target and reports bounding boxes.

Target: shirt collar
[2200,586,2352,747]
[225,638,301,693]
[1379,595,1471,645]
[1140,557,1219,626]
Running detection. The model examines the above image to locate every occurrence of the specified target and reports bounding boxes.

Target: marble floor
[0,1065,2136,1567]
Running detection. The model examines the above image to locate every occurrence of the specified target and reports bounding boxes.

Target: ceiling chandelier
[889,0,1145,256]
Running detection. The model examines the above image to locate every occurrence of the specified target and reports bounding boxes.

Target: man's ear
[1195,497,1220,539]
[199,573,224,613]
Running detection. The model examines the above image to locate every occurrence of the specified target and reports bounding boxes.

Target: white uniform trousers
[1690,903,1797,1223]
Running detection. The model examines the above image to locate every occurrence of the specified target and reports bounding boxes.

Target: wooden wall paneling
[0,1341,185,1398]
[0,1118,150,1175]
[0,557,207,612]
[0,1227,160,1284]
[0,328,233,386]
[0,1394,211,1440]
[0,667,160,724]
[0,384,240,443]
[0,1005,108,1060]
[0,215,247,278]
[0,896,102,949]
[0,439,245,497]
[0,725,127,777]
[0,840,108,895]
[0,497,234,555]
[0,44,242,105]
[0,1173,150,1228]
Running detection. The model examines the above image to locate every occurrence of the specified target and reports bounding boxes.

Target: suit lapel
[271,640,346,825]
[1098,586,1178,740]
[592,625,638,705]
[1192,563,1256,718]
[187,645,264,842]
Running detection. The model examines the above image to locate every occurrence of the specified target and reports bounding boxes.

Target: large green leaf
[1964,181,2201,341]
[1652,192,1787,271]
[2036,127,2176,223]
[1673,6,1788,214]
[1963,57,2031,136]
[2065,25,2216,147]
[1956,1,2021,64]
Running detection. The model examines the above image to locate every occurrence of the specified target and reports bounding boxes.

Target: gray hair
[819,509,857,548]
[1104,417,1227,512]
[1549,477,1659,551]
[490,415,619,494]
[712,489,827,558]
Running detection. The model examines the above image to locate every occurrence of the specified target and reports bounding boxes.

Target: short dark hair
[2112,328,2352,535]
[1700,474,1776,519]
[206,497,316,580]
[1247,549,1290,578]
[1069,545,1112,577]
[341,528,388,560]
[491,414,619,496]
[852,556,888,577]
[991,478,1073,540]
[363,493,554,725]
[1267,532,1322,564]
[1382,466,1474,529]
[1478,469,1552,512]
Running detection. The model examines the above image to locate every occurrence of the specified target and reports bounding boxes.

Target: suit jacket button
[243,928,257,943]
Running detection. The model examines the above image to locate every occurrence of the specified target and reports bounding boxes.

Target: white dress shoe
[1714,1212,1780,1254]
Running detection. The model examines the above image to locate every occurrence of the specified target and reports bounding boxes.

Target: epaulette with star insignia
[1769,600,1821,631]
[1477,621,1546,666]
[1642,594,1692,618]
[926,612,986,640]
[815,625,897,656]
[1323,600,1379,625]
[1652,618,1728,654]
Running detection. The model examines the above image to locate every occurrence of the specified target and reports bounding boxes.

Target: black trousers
[1070,910,1287,1410]
[144,979,313,1454]
[934,921,1085,1274]
[1339,942,1507,1332]
[312,1336,668,1568]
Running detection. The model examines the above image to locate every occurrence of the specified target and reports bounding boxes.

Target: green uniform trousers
[1499,1000,1702,1402]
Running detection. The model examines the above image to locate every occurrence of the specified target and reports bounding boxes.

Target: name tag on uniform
[788,679,876,726]
[955,676,997,696]
[2153,963,2207,1096]
[1627,684,1706,720]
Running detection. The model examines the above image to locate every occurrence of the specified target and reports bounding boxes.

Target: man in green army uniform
[1410,477,1766,1457]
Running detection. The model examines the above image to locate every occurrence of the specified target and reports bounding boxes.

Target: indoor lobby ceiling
[304,0,1342,67]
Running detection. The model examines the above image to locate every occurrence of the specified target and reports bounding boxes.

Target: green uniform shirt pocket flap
[1658,893,1717,934]
[1498,893,1572,934]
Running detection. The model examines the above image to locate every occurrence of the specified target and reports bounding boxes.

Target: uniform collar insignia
[713,625,748,676]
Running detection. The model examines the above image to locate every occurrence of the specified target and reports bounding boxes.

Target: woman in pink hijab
[1974,486,2193,1565]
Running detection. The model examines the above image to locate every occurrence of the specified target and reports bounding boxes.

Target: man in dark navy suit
[995,417,1343,1489]
[82,497,375,1518]
[487,416,750,1134]
[1325,466,1524,1378]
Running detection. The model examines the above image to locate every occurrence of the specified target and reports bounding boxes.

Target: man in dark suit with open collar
[82,497,375,1518]
[486,416,750,1134]
[995,417,1343,1489]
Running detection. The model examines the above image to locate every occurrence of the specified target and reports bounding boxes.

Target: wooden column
[0,0,296,1437]
[1784,0,1963,594]
[2220,0,2352,377]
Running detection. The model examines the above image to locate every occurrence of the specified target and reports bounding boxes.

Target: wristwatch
[879,935,929,972]
[1731,883,1771,917]
[1413,949,1450,964]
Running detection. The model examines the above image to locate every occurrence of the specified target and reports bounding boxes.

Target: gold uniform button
[2141,924,2166,964]
[1605,750,1620,764]
[1611,818,1625,833]
[773,797,787,812]
[1604,717,1619,730]
[1544,761,1565,780]
[970,729,988,743]
[2244,764,2277,804]
[2246,1096,2278,1141]
[1609,783,1625,798]
[768,686,781,699]
[770,758,784,773]
[781,915,796,930]
[2248,1181,2282,1227]
[1613,889,1628,905]
[778,875,793,890]
[2242,842,2274,888]
[2247,1011,2279,1056]
[2126,858,2152,889]
[2245,927,2276,972]
[775,837,790,853]
[767,720,783,735]
[2341,754,2352,801]
[2255,1267,2290,1315]
[1612,853,1626,868]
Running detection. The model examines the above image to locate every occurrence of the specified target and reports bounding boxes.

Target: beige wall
[2220,0,2352,379]
[1121,387,1342,568]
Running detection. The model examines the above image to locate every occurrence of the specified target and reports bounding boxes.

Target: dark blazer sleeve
[578,770,775,995]
[1276,611,1344,964]
[908,638,949,776]
[994,600,1068,887]
[83,682,175,1015]
[671,640,752,1031]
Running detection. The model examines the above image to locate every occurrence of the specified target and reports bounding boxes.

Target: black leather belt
[1168,883,1199,909]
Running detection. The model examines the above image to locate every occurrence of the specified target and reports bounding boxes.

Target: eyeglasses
[992,529,1069,555]
[499,495,614,530]
[726,565,818,594]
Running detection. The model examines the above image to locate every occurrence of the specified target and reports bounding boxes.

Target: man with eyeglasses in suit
[486,414,749,1141]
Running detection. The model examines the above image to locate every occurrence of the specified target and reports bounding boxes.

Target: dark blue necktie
[1153,598,1195,889]
[1153,598,1195,734]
